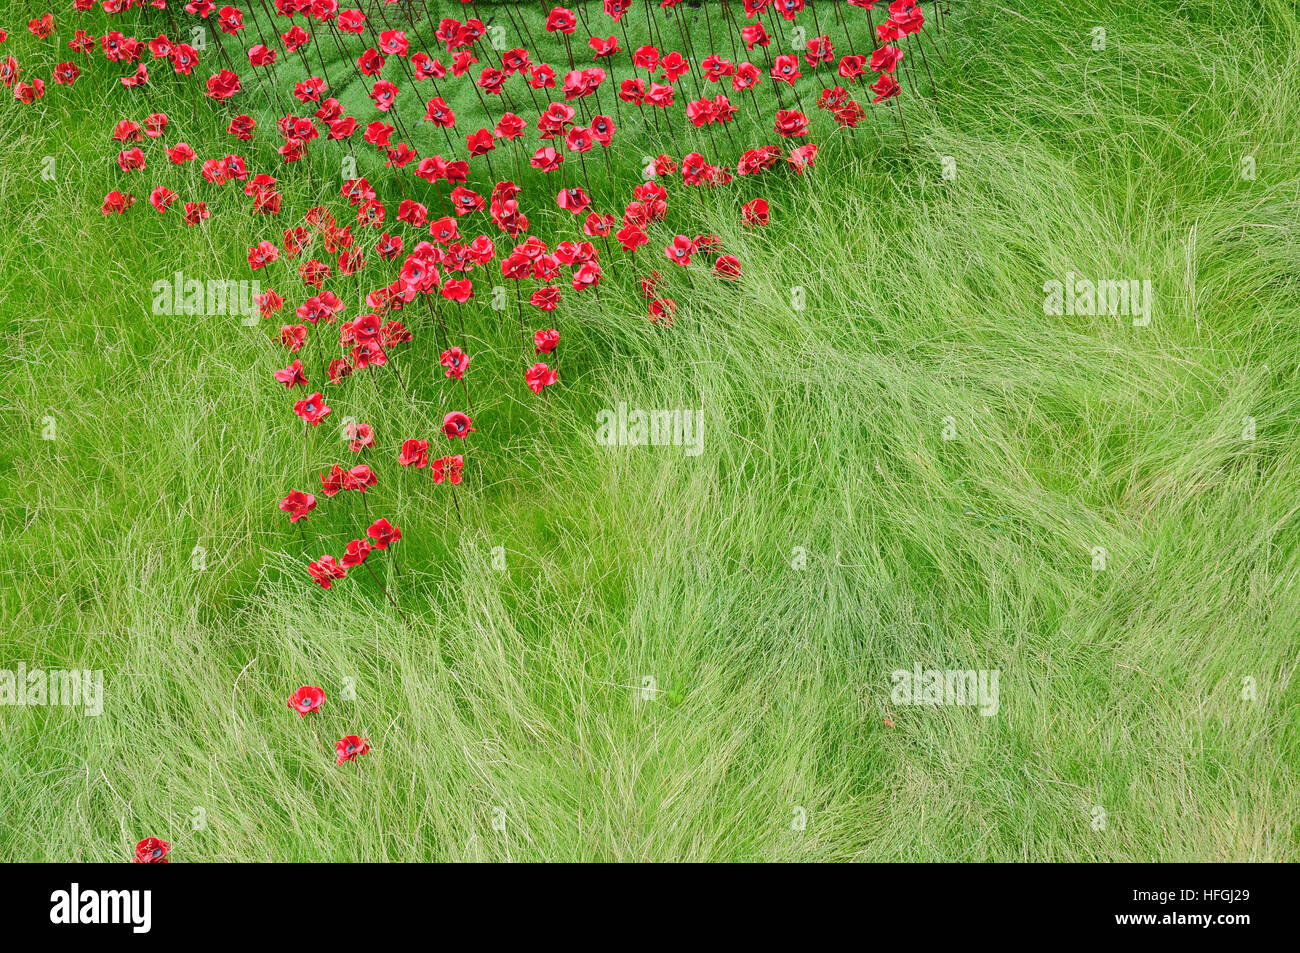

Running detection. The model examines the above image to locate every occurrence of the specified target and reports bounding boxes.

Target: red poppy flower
[530,146,564,172]
[399,438,430,468]
[648,297,677,326]
[742,23,770,50]
[149,186,177,213]
[183,201,209,225]
[494,112,527,140]
[335,735,370,765]
[279,489,317,523]
[274,359,307,388]
[534,328,560,354]
[590,35,620,58]
[133,838,170,863]
[440,347,470,379]
[341,539,371,568]
[100,191,135,215]
[733,62,762,91]
[441,277,474,302]
[167,142,197,163]
[833,100,867,127]
[431,454,464,485]
[248,240,279,270]
[282,26,309,52]
[308,555,346,589]
[771,54,802,85]
[742,198,770,226]
[346,422,375,452]
[715,254,743,280]
[788,143,819,173]
[171,44,199,75]
[287,685,325,716]
[839,54,869,81]
[328,358,353,384]
[870,72,903,102]
[774,109,810,137]
[871,44,905,74]
[545,7,577,33]
[806,35,835,67]
[293,392,331,426]
[665,234,696,266]
[28,14,54,39]
[366,518,401,549]
[281,324,307,352]
[358,48,385,76]
[412,52,442,79]
[619,77,647,105]
[525,363,558,395]
[450,187,485,216]
[338,9,367,33]
[341,465,376,493]
[205,69,241,100]
[442,411,474,439]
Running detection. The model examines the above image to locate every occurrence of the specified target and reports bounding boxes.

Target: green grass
[1,0,1297,861]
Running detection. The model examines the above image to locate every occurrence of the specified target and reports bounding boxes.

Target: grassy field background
[1,0,1297,861]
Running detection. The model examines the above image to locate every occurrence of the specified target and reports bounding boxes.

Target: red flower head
[399,438,430,468]
[287,685,325,716]
[341,539,372,568]
[839,54,869,81]
[648,297,677,326]
[525,363,558,395]
[149,186,177,213]
[335,735,370,765]
[870,44,905,74]
[788,143,819,173]
[742,198,770,227]
[742,23,770,50]
[665,234,696,266]
[249,240,280,270]
[534,328,560,354]
[133,837,170,863]
[494,112,527,141]
[101,191,135,215]
[466,128,495,156]
[774,109,810,138]
[870,73,902,102]
[531,146,564,172]
[590,35,620,58]
[293,392,331,426]
[205,69,241,100]
[442,411,475,439]
[279,489,317,523]
[274,359,307,388]
[545,7,577,33]
[346,422,375,452]
[715,254,743,280]
[771,54,802,85]
[440,347,470,380]
[307,554,346,589]
[366,518,401,550]
[557,187,591,213]
[431,454,464,485]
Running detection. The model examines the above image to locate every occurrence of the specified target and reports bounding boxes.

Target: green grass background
[0,0,1297,860]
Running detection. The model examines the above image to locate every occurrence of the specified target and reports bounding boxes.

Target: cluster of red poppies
[5,4,944,857]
